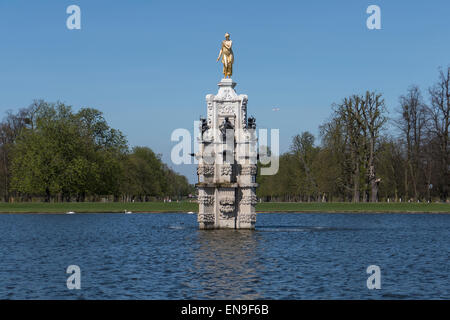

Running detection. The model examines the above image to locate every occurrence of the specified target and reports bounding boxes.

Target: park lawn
[0,201,448,213]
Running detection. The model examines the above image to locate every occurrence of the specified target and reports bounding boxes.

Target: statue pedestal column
[196,79,258,229]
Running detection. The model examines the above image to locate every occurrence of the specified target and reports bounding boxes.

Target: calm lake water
[0,213,448,299]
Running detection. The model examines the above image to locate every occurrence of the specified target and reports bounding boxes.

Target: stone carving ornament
[239,213,256,224]
[207,100,213,126]
[198,213,215,223]
[219,103,235,115]
[241,97,247,111]
[217,88,236,100]
[197,164,214,176]
[240,194,258,205]
[219,197,235,214]
[197,194,215,205]
[240,164,257,176]
[221,164,233,176]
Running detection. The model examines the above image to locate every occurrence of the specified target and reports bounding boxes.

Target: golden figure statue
[216,33,234,78]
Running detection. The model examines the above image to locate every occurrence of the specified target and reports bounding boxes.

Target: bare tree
[396,85,428,200]
[335,95,366,202]
[427,67,450,200]
[361,91,387,202]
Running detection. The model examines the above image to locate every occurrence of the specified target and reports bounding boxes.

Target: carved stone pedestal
[196,79,258,229]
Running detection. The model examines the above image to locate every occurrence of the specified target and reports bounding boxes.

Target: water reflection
[191,230,264,299]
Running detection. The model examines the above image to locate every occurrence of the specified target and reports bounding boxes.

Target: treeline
[257,67,449,202]
[0,100,193,202]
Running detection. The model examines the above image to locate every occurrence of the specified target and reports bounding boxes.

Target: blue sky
[1,0,449,183]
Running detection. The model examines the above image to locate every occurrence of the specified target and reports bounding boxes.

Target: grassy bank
[0,201,448,214]
[256,202,449,213]
[0,201,198,213]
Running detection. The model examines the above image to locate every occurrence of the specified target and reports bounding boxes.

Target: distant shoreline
[0,202,448,214]
[1,211,449,215]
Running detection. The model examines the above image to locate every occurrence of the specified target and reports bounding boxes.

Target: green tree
[10,102,127,201]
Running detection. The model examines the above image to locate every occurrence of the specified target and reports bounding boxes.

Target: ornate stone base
[196,79,258,230]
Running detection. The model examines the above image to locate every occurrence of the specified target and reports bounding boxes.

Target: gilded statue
[216,33,234,78]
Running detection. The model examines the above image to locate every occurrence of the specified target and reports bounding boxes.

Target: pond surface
[0,213,448,299]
